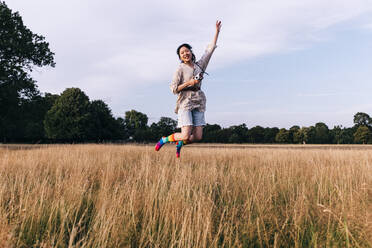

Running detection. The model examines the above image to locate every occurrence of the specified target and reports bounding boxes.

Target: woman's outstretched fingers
[216,20,222,31]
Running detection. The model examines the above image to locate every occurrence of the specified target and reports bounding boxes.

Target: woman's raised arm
[212,20,222,47]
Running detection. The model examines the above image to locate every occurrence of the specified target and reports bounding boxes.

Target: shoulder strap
[194,62,209,76]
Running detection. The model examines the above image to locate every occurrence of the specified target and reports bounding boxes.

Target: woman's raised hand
[216,20,222,33]
[212,20,222,46]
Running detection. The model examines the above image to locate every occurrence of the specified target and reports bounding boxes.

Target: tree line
[1,1,372,144]
[2,84,372,144]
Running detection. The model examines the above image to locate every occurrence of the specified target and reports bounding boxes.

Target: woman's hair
[176,43,195,63]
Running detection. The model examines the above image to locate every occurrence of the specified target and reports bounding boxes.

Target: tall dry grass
[0,144,371,247]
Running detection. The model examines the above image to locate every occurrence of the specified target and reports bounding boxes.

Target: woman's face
[179,46,192,63]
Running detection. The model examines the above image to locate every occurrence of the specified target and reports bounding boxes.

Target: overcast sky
[7,0,372,128]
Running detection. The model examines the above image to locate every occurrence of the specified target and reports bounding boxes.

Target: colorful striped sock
[155,134,176,151]
[176,140,189,158]
[176,141,183,158]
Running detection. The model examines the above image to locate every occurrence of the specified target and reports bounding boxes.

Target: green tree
[353,112,371,127]
[247,126,265,143]
[124,110,149,141]
[0,2,55,142]
[115,117,126,140]
[275,128,290,143]
[353,125,372,144]
[263,127,279,143]
[218,128,233,143]
[305,126,317,144]
[20,93,59,141]
[227,124,248,143]
[44,88,91,141]
[155,117,177,135]
[289,125,300,143]
[203,124,222,143]
[88,100,123,141]
[293,127,305,144]
[313,122,330,144]
[331,125,353,144]
[149,117,177,142]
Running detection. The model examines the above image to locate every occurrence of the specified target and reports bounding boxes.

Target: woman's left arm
[212,20,222,47]
[197,20,222,70]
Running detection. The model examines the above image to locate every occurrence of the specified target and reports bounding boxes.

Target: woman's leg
[189,126,203,142]
[176,126,203,158]
[188,110,204,142]
[174,126,193,141]
[155,109,194,152]
[175,110,205,156]
[175,126,193,157]
[155,110,204,155]
[155,126,193,151]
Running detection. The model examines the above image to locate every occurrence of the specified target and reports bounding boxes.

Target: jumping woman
[155,20,222,158]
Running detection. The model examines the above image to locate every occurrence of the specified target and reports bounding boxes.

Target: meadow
[0,144,371,247]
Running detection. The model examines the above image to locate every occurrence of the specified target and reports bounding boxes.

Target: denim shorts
[177,109,206,128]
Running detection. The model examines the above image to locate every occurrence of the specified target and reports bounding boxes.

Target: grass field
[0,144,371,247]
